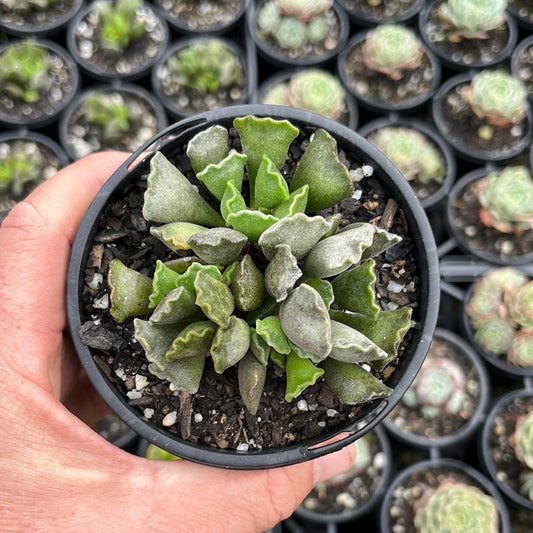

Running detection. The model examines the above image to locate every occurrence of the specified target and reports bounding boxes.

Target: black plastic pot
[247,0,350,69]
[337,29,441,116]
[337,0,424,26]
[511,35,533,100]
[358,115,456,211]
[0,38,80,129]
[255,68,359,130]
[418,0,519,72]
[67,104,439,470]
[379,457,511,533]
[58,83,168,161]
[508,0,533,32]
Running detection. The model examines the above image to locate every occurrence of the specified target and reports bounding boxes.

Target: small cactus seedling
[478,166,533,234]
[362,24,423,81]
[106,115,413,416]
[368,126,445,186]
[0,0,60,11]
[438,0,508,40]
[414,479,499,533]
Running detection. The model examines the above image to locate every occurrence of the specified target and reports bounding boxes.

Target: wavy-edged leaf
[245,294,279,325]
[164,256,199,274]
[149,286,200,325]
[211,316,251,373]
[289,340,326,365]
[150,222,206,253]
[175,262,222,293]
[279,284,332,357]
[233,254,265,311]
[339,223,402,261]
[143,151,224,226]
[250,328,270,366]
[272,185,309,219]
[220,181,247,222]
[226,209,278,244]
[149,260,180,309]
[109,259,152,323]
[285,351,324,402]
[264,244,301,302]
[321,358,392,405]
[254,154,290,210]
[256,315,291,354]
[134,318,181,370]
[197,149,247,201]
[290,128,352,212]
[329,320,388,363]
[238,351,267,415]
[186,124,229,175]
[221,261,238,286]
[194,270,234,327]
[187,227,247,266]
[270,349,286,369]
[148,357,205,394]
[301,277,334,310]
[165,321,216,361]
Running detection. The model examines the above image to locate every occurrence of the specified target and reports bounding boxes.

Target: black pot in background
[418,0,519,72]
[337,0,424,26]
[508,0,533,32]
[66,104,439,470]
[511,34,533,101]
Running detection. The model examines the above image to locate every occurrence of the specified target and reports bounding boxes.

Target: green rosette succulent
[510,410,533,501]
[108,115,413,415]
[414,479,499,533]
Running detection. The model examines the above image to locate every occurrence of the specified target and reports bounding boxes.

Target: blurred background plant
[0,0,60,12]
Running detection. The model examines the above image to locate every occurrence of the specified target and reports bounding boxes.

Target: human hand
[0,152,355,533]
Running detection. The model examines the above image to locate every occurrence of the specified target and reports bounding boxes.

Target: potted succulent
[59,84,168,160]
[446,166,533,265]
[152,37,252,121]
[337,0,425,26]
[67,0,169,81]
[432,69,532,164]
[247,0,349,68]
[418,0,519,71]
[511,35,533,99]
[66,104,439,469]
[0,38,79,128]
[508,0,533,30]
[337,23,441,115]
[257,67,358,129]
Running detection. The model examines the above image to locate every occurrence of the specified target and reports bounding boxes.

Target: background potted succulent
[507,0,533,30]
[337,0,424,26]
[511,35,533,99]
[67,104,439,469]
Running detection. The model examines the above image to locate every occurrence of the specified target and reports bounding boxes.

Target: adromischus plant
[0,40,52,104]
[438,0,508,40]
[478,166,533,234]
[362,24,423,81]
[108,115,413,415]
[0,0,60,11]
[413,479,499,533]
[262,69,346,121]
[367,127,445,186]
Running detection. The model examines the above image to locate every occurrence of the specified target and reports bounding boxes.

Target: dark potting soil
[450,177,533,260]
[514,41,533,98]
[342,41,436,108]
[78,126,420,452]
[155,0,243,32]
[509,0,533,27]
[0,0,79,30]
[386,337,481,440]
[341,0,419,21]
[422,0,512,67]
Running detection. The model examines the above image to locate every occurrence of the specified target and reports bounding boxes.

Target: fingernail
[312,444,356,485]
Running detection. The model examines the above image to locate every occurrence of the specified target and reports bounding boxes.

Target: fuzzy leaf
[148,357,205,394]
[321,358,392,405]
[220,181,247,222]
[238,352,267,415]
[149,286,200,325]
[270,350,286,369]
[289,340,326,365]
[254,154,290,209]
[134,318,180,371]
[211,316,251,373]
[149,260,180,309]
[301,277,334,310]
[233,115,299,205]
[256,315,291,354]
[329,320,389,363]
[264,244,302,302]
[194,270,234,327]
[165,321,216,361]
[279,284,332,358]
[186,125,229,175]
[232,254,265,311]
[221,261,239,286]
[187,227,247,266]
[339,224,402,261]
[258,213,334,260]
[108,259,152,323]
[250,328,270,366]
[226,209,279,244]
[285,351,324,402]
[290,129,352,212]
[272,185,309,219]
[175,262,222,293]
[331,259,380,318]
[197,150,247,201]
[143,151,224,226]
[164,257,199,274]
[150,222,206,253]
[245,294,279,325]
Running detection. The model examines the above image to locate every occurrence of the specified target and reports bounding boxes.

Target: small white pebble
[297,399,309,411]
[236,443,249,451]
[93,294,109,309]
[115,368,126,381]
[194,413,203,423]
[143,408,154,419]
[127,390,142,400]
[362,164,374,176]
[87,273,103,290]
[327,409,338,417]
[308,403,318,412]
[135,374,148,391]
[162,411,177,427]
[387,280,405,293]
[318,421,326,428]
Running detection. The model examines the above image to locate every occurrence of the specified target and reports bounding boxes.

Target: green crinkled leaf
[300,277,334,310]
[238,351,267,415]
[187,227,247,266]
[164,257,198,274]
[233,115,299,206]
[285,351,324,402]
[134,318,180,371]
[233,254,265,311]
[258,213,334,260]
[321,358,392,405]
[220,181,247,222]
[289,340,326,365]
[270,349,286,369]
[186,124,229,175]
[250,328,270,366]
[279,284,332,358]
[264,244,302,302]
[148,357,205,394]
[331,259,380,318]
[176,262,222,293]
[196,149,247,201]
[245,294,279,325]
[290,129,352,212]
[150,222,206,253]
[109,259,152,324]
[226,209,279,244]
[329,320,389,363]
[303,223,376,278]
[272,185,309,219]
[339,223,402,261]
[149,286,200,325]
[149,260,180,309]
[254,154,290,210]
[323,214,342,238]
[211,316,251,373]
[256,315,291,354]
[165,321,216,361]
[194,270,234,327]
[221,261,238,286]
[143,152,224,226]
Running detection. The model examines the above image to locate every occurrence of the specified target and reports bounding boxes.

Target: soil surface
[0,0,80,31]
[509,0,533,27]
[513,40,533,98]
[78,125,420,452]
[340,0,419,22]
